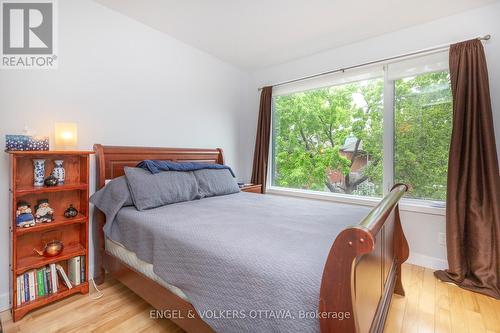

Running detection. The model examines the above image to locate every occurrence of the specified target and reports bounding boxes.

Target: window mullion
[383,66,395,196]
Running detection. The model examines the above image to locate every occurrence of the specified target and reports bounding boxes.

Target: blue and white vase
[52,160,65,185]
[33,159,46,187]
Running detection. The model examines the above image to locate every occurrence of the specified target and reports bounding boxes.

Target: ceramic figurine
[44,174,58,187]
[51,160,65,185]
[33,159,46,186]
[35,199,54,223]
[16,201,35,228]
[64,204,78,218]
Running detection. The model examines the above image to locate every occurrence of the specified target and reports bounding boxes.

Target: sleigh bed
[92,144,409,333]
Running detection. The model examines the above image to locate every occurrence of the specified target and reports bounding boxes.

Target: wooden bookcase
[7,151,93,321]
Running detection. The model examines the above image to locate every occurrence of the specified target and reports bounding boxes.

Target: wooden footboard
[319,184,409,333]
[93,145,408,333]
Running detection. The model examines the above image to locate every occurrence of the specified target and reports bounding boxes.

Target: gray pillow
[124,167,201,210]
[193,169,240,198]
[90,176,133,235]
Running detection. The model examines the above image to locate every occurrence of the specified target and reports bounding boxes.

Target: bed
[92,144,409,333]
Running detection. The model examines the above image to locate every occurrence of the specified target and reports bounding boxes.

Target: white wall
[246,2,500,271]
[0,0,250,311]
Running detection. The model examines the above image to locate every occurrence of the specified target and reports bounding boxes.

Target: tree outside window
[271,71,452,201]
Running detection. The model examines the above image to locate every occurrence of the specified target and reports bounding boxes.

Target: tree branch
[318,115,335,147]
[325,179,345,193]
[350,174,369,188]
[325,180,335,192]
[299,127,311,151]
[349,139,362,168]
[359,92,373,115]
[327,123,334,147]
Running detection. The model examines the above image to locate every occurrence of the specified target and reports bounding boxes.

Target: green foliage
[273,78,384,195]
[272,71,452,201]
[394,71,452,200]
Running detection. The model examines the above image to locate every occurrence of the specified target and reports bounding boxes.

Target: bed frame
[93,144,409,333]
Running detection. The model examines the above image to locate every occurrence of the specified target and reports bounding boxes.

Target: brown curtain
[434,39,500,299]
[251,86,273,191]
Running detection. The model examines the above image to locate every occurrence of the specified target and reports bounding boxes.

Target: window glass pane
[272,77,384,197]
[394,71,452,201]
[386,51,449,81]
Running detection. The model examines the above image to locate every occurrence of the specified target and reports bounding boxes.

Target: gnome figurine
[16,201,35,228]
[35,199,55,223]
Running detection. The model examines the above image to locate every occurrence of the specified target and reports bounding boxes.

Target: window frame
[266,53,450,216]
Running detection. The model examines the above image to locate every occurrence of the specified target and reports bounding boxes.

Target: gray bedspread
[106,192,371,333]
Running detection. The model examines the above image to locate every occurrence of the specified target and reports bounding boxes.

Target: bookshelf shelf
[15,183,88,195]
[7,150,92,322]
[15,214,87,235]
[13,282,89,320]
[16,244,86,274]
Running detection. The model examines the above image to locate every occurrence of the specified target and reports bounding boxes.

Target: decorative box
[5,135,49,151]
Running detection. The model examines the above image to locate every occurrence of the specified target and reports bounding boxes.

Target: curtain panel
[434,39,500,299]
[251,86,273,191]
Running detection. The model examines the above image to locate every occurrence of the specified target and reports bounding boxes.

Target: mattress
[105,237,188,300]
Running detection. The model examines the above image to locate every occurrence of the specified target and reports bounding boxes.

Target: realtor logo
[1,0,57,68]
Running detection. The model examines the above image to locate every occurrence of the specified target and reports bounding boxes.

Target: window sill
[265,186,446,216]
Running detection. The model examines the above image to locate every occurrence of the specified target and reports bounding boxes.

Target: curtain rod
[258,34,491,91]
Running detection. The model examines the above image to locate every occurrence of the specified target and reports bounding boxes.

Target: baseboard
[407,252,447,270]
[0,292,9,312]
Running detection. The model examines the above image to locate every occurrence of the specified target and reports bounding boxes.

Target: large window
[270,51,452,204]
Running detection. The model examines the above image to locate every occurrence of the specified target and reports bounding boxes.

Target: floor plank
[417,267,436,333]
[402,265,424,333]
[434,277,452,333]
[446,283,468,333]
[1,265,499,333]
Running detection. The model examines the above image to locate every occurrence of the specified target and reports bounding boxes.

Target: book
[42,268,47,295]
[21,274,26,304]
[68,257,81,286]
[37,269,45,297]
[41,268,46,295]
[45,268,52,294]
[80,256,85,283]
[23,273,29,302]
[34,270,38,298]
[55,264,72,289]
[28,271,35,301]
[16,275,21,306]
[50,263,58,293]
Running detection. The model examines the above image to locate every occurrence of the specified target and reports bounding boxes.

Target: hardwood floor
[0,280,184,333]
[1,264,499,333]
[385,264,500,333]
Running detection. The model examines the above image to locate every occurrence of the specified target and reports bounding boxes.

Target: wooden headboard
[93,144,225,189]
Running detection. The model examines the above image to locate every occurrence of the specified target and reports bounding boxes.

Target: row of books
[16,256,85,306]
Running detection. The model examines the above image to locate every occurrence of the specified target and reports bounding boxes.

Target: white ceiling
[94,0,497,70]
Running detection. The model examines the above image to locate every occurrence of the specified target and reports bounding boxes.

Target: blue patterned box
[5,135,49,151]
